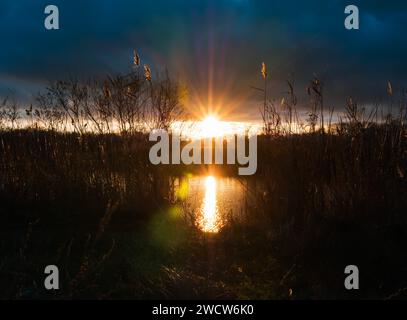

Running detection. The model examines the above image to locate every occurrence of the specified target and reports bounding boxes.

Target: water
[174,175,247,233]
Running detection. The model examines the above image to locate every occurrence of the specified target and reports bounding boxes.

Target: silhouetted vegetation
[1,66,407,299]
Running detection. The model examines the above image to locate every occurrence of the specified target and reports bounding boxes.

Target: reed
[0,63,406,298]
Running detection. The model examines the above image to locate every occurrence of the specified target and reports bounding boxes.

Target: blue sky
[1,0,406,119]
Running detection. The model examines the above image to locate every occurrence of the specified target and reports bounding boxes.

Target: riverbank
[0,127,406,299]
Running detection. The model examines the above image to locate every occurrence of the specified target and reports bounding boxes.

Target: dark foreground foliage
[0,122,406,299]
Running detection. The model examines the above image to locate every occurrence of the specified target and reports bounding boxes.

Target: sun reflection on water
[175,174,246,233]
[199,176,220,233]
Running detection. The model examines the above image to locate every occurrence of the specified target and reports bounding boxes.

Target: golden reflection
[198,176,220,233]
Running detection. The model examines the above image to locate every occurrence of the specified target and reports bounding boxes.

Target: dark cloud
[0,0,406,116]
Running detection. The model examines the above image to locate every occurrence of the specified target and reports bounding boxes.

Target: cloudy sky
[1,0,406,120]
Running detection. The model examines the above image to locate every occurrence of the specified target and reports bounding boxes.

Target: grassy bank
[0,123,406,299]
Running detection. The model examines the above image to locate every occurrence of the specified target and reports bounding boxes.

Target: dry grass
[0,68,407,298]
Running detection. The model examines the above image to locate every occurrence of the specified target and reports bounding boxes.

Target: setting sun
[200,116,224,138]
[171,115,260,140]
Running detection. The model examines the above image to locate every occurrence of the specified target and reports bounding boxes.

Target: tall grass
[0,61,407,298]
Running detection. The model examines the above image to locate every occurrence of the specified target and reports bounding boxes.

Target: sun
[202,116,220,132]
[172,114,257,139]
[198,115,225,138]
